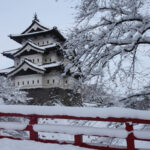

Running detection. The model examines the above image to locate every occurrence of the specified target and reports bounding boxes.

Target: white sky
[0,0,77,69]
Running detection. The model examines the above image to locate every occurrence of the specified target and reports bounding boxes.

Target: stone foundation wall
[24,88,82,106]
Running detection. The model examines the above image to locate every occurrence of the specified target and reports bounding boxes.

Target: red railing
[0,107,150,150]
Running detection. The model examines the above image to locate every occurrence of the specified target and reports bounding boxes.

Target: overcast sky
[0,0,77,69]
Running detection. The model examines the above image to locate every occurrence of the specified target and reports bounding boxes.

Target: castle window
[49,58,51,62]
[32,80,34,84]
[22,81,24,85]
[27,81,29,85]
[65,80,67,84]
[47,41,49,44]
[53,79,55,84]
[43,41,44,45]
[47,80,49,84]
[18,82,19,86]
[37,80,39,84]
[37,58,39,62]
[38,42,39,45]
[45,59,47,62]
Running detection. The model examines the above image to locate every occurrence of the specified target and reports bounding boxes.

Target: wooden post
[29,116,38,141]
[126,122,134,150]
[74,135,82,146]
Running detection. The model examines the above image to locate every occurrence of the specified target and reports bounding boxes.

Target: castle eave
[9,28,66,44]
[13,41,45,57]
[7,59,45,77]
[22,20,49,34]
[0,66,15,76]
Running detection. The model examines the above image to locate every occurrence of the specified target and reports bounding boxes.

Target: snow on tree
[66,0,149,80]
[0,76,30,104]
[81,84,116,107]
[59,0,150,109]
[0,76,31,138]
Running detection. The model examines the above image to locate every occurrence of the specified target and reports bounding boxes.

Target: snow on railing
[0,105,150,150]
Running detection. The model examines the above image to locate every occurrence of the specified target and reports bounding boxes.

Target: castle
[0,14,81,105]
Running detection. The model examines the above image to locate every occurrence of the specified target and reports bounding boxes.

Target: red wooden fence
[0,108,150,150]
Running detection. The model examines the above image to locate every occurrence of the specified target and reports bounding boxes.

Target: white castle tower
[0,14,81,105]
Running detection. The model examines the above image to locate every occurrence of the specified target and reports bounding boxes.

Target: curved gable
[13,42,45,57]
[22,20,49,34]
[7,60,45,77]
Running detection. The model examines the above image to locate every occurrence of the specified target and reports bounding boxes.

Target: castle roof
[9,16,65,44]
[0,66,15,76]
[2,42,59,59]
[7,59,62,77]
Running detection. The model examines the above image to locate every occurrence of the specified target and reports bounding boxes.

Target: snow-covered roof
[42,43,58,49]
[9,27,65,44]
[7,59,45,77]
[13,41,45,57]
[10,30,52,37]
[24,59,45,71]
[2,48,19,59]
[21,19,49,34]
[2,42,59,59]
[6,59,62,77]
[42,62,62,69]
[0,66,15,75]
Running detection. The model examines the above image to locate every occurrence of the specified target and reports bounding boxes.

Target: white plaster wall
[62,76,77,89]
[14,58,20,67]
[13,71,76,90]
[33,36,56,46]
[20,54,43,65]
[14,74,43,89]
[22,35,57,46]
[43,71,63,88]
[43,52,61,64]
[14,51,62,67]
[43,71,76,89]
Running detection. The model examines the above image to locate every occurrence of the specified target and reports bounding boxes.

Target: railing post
[74,134,83,146]
[126,122,135,150]
[29,115,38,141]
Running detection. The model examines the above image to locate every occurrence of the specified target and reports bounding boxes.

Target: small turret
[33,13,39,22]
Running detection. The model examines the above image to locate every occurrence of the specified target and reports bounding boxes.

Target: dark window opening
[65,80,67,84]
[53,80,55,84]
[37,58,39,62]
[37,80,39,84]
[27,81,29,85]
[22,81,24,85]
[47,80,49,84]
[32,80,34,84]
[18,82,19,86]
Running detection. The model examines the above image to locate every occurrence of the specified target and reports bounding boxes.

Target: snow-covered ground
[1,105,150,149]
[0,138,92,150]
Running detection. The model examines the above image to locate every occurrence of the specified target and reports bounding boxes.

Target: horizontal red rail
[0,111,149,149]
